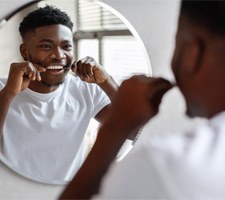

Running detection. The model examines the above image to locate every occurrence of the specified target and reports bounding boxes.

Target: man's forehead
[23,24,73,41]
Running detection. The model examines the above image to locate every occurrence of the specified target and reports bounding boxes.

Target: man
[0,5,118,184]
[60,0,225,199]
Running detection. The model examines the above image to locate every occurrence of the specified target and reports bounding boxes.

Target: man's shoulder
[66,74,101,90]
[66,74,89,86]
[142,115,225,162]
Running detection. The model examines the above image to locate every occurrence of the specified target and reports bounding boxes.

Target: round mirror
[0,0,151,185]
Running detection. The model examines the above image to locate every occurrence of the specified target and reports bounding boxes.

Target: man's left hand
[72,56,109,84]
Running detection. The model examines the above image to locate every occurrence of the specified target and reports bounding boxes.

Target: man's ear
[20,44,28,61]
[183,36,204,75]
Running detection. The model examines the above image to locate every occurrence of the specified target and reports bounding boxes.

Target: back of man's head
[181,0,225,37]
[19,5,73,37]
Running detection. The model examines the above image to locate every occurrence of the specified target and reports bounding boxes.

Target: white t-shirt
[95,111,225,199]
[0,74,110,184]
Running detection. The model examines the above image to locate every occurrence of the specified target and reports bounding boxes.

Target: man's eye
[39,44,52,49]
[64,44,73,50]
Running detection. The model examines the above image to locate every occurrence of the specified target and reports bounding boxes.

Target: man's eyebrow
[38,39,73,43]
[62,39,73,43]
[38,39,54,43]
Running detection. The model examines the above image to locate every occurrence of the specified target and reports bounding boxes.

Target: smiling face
[20,24,74,93]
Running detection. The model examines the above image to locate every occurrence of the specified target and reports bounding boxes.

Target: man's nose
[50,48,66,59]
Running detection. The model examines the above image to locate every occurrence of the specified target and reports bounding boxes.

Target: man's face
[21,24,74,87]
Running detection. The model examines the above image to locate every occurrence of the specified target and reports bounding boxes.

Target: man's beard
[40,79,64,87]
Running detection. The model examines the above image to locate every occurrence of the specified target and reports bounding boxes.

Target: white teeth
[46,66,63,70]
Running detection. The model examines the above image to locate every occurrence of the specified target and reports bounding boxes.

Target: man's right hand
[0,61,45,135]
[106,75,173,137]
[4,62,46,96]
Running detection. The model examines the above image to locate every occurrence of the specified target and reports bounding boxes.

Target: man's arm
[94,75,118,123]
[60,118,129,199]
[59,75,173,199]
[72,56,118,123]
[0,62,45,135]
[0,89,16,134]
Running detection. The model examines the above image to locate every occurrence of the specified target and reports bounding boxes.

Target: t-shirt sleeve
[91,85,111,118]
[69,75,111,119]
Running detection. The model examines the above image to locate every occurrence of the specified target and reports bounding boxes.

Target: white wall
[102,0,179,80]
[0,0,203,199]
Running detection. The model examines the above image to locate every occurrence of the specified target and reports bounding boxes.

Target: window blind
[102,36,150,84]
[77,0,127,31]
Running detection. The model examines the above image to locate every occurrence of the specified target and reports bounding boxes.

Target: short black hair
[181,0,225,36]
[19,5,73,37]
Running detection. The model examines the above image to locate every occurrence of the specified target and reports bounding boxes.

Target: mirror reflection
[0,0,151,185]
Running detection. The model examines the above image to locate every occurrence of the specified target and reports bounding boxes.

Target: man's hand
[71,56,109,84]
[4,62,46,95]
[107,75,173,135]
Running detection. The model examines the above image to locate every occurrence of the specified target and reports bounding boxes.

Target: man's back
[95,111,225,199]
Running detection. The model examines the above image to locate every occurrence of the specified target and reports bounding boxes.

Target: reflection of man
[60,0,225,199]
[0,5,118,184]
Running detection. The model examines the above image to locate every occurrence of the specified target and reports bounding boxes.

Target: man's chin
[40,71,69,87]
[40,80,63,87]
[40,76,66,87]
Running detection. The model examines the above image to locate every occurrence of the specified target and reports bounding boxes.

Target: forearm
[0,88,15,135]
[59,121,128,199]
[98,75,118,101]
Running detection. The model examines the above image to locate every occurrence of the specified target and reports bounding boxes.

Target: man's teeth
[46,66,63,70]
